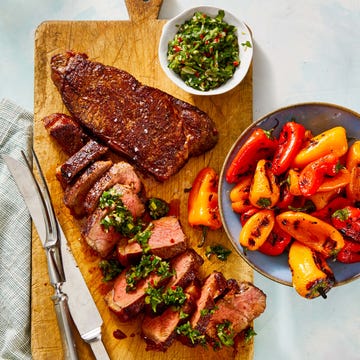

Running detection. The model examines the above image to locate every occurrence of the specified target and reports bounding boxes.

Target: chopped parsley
[128,223,153,253]
[216,320,235,347]
[176,321,206,346]
[99,259,124,282]
[167,10,240,91]
[145,284,187,312]
[205,244,231,261]
[146,197,169,219]
[125,254,174,292]
[99,187,142,237]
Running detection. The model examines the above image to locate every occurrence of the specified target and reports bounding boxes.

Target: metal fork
[22,149,79,360]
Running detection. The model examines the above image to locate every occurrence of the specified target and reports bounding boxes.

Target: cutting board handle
[125,0,163,21]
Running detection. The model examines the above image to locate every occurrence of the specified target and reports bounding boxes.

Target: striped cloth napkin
[0,99,32,360]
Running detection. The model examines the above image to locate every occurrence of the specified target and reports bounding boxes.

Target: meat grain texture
[50,51,219,181]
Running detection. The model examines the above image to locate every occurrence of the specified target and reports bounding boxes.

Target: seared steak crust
[50,51,219,181]
[56,139,108,186]
[42,113,89,155]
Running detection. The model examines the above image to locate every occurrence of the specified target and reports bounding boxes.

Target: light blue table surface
[1,1,359,359]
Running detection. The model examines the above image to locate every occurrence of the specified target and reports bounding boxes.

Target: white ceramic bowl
[158,6,253,96]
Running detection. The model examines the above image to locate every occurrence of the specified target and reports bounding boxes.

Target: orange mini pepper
[249,159,280,209]
[346,140,360,203]
[188,167,222,230]
[288,241,335,299]
[292,126,348,169]
[239,209,275,251]
[276,211,344,258]
[317,168,350,192]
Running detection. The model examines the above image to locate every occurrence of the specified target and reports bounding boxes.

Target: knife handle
[88,339,111,360]
[53,291,79,360]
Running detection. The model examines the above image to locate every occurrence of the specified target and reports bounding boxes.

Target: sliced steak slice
[83,161,142,215]
[42,113,89,155]
[82,184,145,257]
[142,282,201,352]
[56,139,108,186]
[63,160,113,218]
[189,271,227,336]
[50,51,219,181]
[206,280,266,341]
[105,269,165,322]
[81,207,121,257]
[117,216,187,266]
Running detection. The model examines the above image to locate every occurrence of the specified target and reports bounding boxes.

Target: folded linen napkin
[0,99,32,360]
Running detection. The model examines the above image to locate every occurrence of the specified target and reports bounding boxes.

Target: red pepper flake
[173,45,181,53]
[233,60,240,67]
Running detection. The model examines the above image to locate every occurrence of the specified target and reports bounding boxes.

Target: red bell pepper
[258,222,292,256]
[272,121,306,175]
[336,240,360,263]
[226,128,277,184]
[298,153,341,196]
[188,167,222,231]
[331,205,360,242]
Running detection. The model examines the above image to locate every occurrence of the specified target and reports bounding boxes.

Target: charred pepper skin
[272,121,306,176]
[276,211,345,258]
[346,140,360,204]
[188,167,222,230]
[288,241,335,299]
[292,126,348,169]
[331,206,360,242]
[226,128,277,184]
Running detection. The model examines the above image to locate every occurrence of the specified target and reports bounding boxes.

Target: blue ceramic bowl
[219,102,360,287]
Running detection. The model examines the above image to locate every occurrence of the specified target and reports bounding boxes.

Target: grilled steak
[42,113,89,155]
[83,162,142,215]
[205,280,266,341]
[56,139,108,186]
[50,51,219,181]
[117,216,187,266]
[63,160,113,218]
[82,184,145,257]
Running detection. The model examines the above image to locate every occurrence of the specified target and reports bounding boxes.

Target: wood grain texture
[32,2,254,359]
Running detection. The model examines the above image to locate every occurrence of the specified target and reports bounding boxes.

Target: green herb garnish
[205,245,231,261]
[145,284,187,312]
[167,10,240,91]
[146,197,170,219]
[216,320,235,347]
[176,321,206,346]
[99,259,124,282]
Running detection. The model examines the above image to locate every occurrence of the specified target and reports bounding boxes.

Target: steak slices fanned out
[205,280,267,343]
[117,216,187,266]
[64,160,113,218]
[50,51,219,181]
[42,113,89,155]
[83,162,143,215]
[56,139,108,186]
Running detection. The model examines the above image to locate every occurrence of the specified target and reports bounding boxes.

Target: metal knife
[3,154,110,360]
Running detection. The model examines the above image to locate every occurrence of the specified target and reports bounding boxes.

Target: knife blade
[2,154,110,360]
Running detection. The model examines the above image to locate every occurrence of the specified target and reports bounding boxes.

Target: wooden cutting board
[32,1,254,359]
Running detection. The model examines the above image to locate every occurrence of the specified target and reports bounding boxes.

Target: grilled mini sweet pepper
[188,167,222,230]
[276,211,345,258]
[288,241,335,299]
[249,159,280,209]
[272,121,306,175]
[258,222,292,256]
[336,240,360,263]
[298,153,340,196]
[331,206,360,242]
[239,209,275,251]
[346,140,360,203]
[226,128,277,183]
[292,126,348,169]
